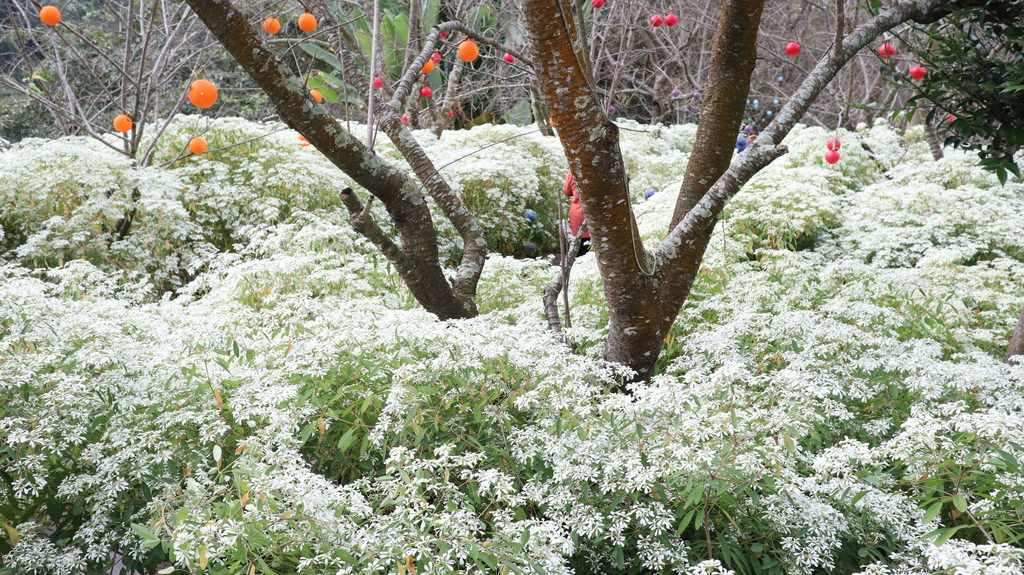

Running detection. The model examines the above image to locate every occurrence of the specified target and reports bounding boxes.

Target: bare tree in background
[0,0,216,166]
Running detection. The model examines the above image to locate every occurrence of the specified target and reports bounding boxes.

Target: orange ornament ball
[298,12,317,32]
[188,79,219,109]
[113,114,133,133]
[298,135,311,146]
[457,40,479,62]
[421,59,435,74]
[310,89,323,102]
[262,17,281,34]
[189,137,207,155]
[40,6,61,26]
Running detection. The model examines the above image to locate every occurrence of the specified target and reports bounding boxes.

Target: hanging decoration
[262,17,281,34]
[188,80,218,109]
[298,12,317,32]
[189,137,207,155]
[665,14,678,26]
[825,150,840,164]
[298,135,311,146]
[113,114,133,133]
[909,65,926,80]
[592,0,604,7]
[458,40,479,62]
[503,53,515,63]
[877,43,896,58]
[40,6,61,26]
[827,138,841,151]
[650,14,663,27]
[785,42,801,56]
[421,59,435,73]
[373,77,383,89]
[310,89,323,102]
[420,86,432,98]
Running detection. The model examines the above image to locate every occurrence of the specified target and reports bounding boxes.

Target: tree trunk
[671,0,764,229]
[1007,305,1024,364]
[184,0,477,319]
[528,0,946,383]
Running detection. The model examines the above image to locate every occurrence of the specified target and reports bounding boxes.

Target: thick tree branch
[669,0,765,229]
[308,0,486,305]
[184,0,476,319]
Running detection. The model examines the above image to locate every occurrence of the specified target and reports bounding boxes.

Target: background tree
[892,0,1024,362]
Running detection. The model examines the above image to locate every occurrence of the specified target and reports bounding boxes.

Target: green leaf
[299,44,342,71]
[923,501,943,523]
[953,494,968,513]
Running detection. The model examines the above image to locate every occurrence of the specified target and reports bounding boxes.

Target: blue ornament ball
[644,188,656,199]
[777,76,784,82]
[766,110,773,116]
[524,242,537,254]
[736,136,748,152]
[524,209,538,222]
[773,99,779,105]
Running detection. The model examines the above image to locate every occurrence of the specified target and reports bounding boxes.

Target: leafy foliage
[2,120,1023,575]
[900,0,1024,184]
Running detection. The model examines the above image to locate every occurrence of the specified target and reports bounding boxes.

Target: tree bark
[1007,305,1024,364]
[670,0,764,229]
[528,0,946,383]
[183,0,477,319]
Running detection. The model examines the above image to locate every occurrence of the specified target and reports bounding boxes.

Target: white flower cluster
[2,118,1023,575]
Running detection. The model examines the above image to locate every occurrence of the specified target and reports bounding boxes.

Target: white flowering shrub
[2,119,1024,575]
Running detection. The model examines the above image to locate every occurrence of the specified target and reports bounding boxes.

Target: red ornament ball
[420,86,432,98]
[592,0,604,7]
[878,43,896,58]
[650,14,663,27]
[785,42,801,57]
[503,53,515,63]
[825,150,840,164]
[401,113,409,125]
[665,13,678,26]
[373,77,383,89]
[909,65,926,81]
[447,109,454,119]
[827,138,841,152]
[439,31,448,39]
[431,52,442,64]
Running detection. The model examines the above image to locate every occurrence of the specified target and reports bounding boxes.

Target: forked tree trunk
[525,0,765,381]
[527,0,946,383]
[183,0,479,320]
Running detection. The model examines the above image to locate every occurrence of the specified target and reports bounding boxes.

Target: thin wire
[553,0,656,277]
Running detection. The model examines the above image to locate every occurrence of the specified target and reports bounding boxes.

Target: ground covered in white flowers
[1,118,1023,575]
